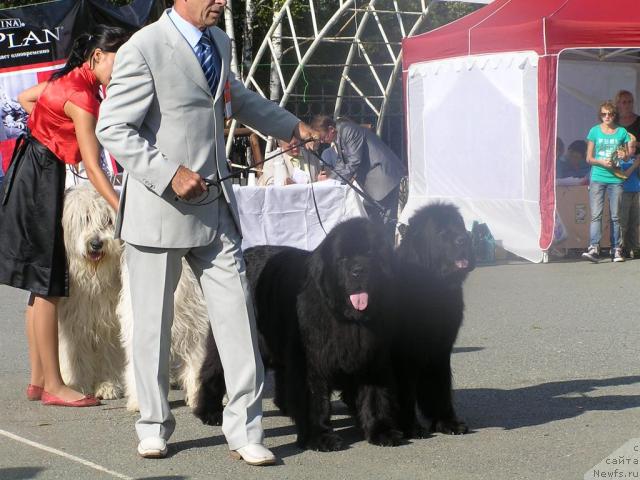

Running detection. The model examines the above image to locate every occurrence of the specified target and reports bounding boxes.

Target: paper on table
[291,166,311,184]
[556,176,587,186]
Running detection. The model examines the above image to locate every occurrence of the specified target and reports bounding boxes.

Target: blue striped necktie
[195,33,220,95]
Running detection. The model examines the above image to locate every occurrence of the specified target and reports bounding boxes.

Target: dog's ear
[417,220,439,270]
[398,218,437,270]
[307,241,337,310]
[373,231,394,279]
[307,250,323,286]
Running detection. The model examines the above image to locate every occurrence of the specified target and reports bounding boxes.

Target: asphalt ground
[1,257,640,480]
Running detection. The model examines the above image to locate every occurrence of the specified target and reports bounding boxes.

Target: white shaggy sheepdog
[59,185,210,409]
[58,186,124,399]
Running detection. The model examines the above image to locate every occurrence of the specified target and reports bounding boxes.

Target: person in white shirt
[258,138,322,186]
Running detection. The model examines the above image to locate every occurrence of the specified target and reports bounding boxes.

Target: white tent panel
[402,52,543,262]
[557,59,640,152]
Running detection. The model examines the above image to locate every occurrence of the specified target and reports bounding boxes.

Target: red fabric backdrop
[404,0,640,64]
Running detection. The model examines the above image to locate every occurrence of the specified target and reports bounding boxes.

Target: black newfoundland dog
[393,203,475,438]
[194,218,402,451]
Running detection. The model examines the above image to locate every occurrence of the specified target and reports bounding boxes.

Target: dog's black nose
[350,265,364,278]
[455,235,467,246]
[90,239,103,251]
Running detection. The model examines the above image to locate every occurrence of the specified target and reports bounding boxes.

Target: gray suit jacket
[96,11,299,248]
[333,119,405,201]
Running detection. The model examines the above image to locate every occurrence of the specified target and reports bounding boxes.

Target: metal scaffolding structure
[227,0,432,153]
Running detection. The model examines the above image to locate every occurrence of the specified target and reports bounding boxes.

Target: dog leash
[174,140,316,206]
[177,138,396,225]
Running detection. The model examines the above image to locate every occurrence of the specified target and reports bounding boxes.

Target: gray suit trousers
[125,200,265,450]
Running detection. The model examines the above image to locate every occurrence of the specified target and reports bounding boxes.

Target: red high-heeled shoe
[26,384,44,401]
[41,391,101,407]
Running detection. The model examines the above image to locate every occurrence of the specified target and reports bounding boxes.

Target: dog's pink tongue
[455,259,469,269]
[349,292,369,311]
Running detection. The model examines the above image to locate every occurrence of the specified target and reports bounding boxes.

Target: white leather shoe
[137,436,168,459]
[230,443,276,466]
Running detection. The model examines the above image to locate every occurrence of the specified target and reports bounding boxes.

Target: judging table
[232,182,367,250]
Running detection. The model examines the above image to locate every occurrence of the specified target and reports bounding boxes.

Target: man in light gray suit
[311,115,406,242]
[96,0,316,465]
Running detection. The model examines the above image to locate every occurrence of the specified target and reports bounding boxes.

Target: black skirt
[0,134,68,297]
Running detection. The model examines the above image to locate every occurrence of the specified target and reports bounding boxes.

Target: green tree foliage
[237,1,482,100]
[255,0,308,28]
[423,1,481,31]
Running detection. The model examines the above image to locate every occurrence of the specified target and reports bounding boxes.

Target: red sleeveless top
[28,63,100,165]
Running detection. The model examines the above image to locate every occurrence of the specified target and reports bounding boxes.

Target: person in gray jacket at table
[311,115,405,241]
[96,0,316,466]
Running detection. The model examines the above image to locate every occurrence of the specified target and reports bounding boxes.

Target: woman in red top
[0,26,129,407]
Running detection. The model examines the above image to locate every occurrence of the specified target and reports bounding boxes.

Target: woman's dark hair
[568,140,587,157]
[50,25,130,81]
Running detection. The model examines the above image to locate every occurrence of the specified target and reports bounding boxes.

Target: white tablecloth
[233,182,367,250]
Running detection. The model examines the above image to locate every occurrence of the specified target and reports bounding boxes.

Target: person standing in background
[615,90,640,154]
[619,133,640,258]
[615,91,640,258]
[582,101,632,263]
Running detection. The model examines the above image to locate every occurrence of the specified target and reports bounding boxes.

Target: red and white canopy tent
[401,0,640,262]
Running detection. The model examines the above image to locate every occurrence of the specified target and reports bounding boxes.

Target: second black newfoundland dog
[393,203,475,438]
[194,218,402,451]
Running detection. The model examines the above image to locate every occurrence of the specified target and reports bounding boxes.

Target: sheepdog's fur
[58,186,124,399]
[118,257,210,411]
[58,185,210,409]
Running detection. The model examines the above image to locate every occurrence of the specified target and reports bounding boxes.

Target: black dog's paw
[309,432,344,452]
[273,397,288,416]
[197,410,223,426]
[433,418,468,435]
[368,427,403,447]
[339,391,357,414]
[400,420,432,439]
[410,424,433,439]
